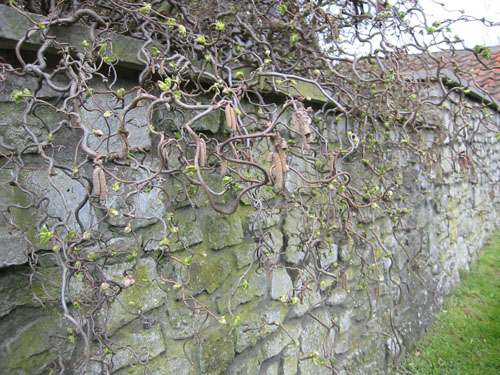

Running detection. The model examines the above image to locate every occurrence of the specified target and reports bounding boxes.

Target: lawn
[400,233,500,375]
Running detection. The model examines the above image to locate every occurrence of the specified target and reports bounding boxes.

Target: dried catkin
[259,75,265,91]
[275,137,288,173]
[225,104,236,131]
[98,168,107,201]
[347,235,353,252]
[160,146,169,165]
[273,152,283,190]
[296,106,313,149]
[199,139,207,167]
[220,157,227,176]
[92,166,107,201]
[329,153,336,174]
[231,106,238,131]
[92,166,101,197]
[279,150,288,173]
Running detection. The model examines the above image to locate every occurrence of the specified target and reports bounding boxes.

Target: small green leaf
[290,33,299,44]
[195,35,207,44]
[98,43,108,56]
[177,25,186,35]
[158,78,172,92]
[231,315,242,328]
[139,2,151,14]
[150,46,161,55]
[215,20,225,31]
[103,56,116,64]
[116,88,126,97]
[111,182,121,192]
[36,226,53,245]
[80,40,90,48]
[103,110,112,118]
[474,44,484,54]
[66,230,77,240]
[11,90,23,104]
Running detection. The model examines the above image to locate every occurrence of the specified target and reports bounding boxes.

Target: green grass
[400,233,500,375]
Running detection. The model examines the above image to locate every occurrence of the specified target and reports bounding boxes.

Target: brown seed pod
[273,152,283,190]
[199,138,207,167]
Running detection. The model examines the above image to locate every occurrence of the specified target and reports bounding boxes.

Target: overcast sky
[419,0,500,47]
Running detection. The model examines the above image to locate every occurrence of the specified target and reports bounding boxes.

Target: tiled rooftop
[410,46,500,103]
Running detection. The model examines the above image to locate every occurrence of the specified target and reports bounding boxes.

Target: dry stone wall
[1,70,500,375]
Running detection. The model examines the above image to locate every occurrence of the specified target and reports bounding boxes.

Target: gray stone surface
[0,47,500,375]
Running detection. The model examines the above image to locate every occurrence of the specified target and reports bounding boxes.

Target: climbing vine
[1,0,499,374]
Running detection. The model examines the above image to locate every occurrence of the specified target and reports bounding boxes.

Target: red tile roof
[409,46,500,103]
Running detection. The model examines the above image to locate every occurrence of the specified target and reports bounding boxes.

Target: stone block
[216,265,267,314]
[205,213,244,250]
[0,270,37,318]
[0,307,71,375]
[189,249,234,294]
[282,346,299,375]
[270,268,293,300]
[0,229,28,267]
[234,300,288,353]
[198,325,235,375]
[326,289,347,307]
[100,258,166,335]
[105,317,165,372]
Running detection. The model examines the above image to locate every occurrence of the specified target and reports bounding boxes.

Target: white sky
[419,0,500,47]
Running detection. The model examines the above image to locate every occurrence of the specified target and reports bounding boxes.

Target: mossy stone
[106,317,165,372]
[216,264,267,314]
[190,249,234,294]
[0,307,68,375]
[234,300,288,353]
[205,213,244,250]
[198,325,235,375]
[102,258,166,335]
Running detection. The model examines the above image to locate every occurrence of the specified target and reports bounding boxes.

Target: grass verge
[400,233,500,375]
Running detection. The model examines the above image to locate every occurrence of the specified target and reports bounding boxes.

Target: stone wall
[1,31,500,375]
